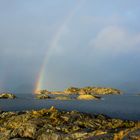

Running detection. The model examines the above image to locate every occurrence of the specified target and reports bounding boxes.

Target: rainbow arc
[34,1,85,94]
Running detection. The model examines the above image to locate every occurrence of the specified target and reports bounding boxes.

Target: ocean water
[0,93,140,121]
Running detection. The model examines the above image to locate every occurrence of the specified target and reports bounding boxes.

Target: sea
[0,93,140,121]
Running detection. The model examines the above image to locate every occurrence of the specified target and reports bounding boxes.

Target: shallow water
[0,93,140,120]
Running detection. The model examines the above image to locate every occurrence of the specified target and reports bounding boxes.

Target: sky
[0,0,140,93]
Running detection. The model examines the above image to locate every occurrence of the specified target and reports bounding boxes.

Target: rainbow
[34,0,85,94]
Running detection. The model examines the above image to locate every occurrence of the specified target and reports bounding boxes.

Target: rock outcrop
[0,107,139,139]
[0,93,16,99]
[36,86,121,100]
[64,86,121,95]
[77,94,99,100]
[37,86,122,95]
[36,94,51,99]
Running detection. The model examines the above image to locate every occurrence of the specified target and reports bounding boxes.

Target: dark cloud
[0,0,140,93]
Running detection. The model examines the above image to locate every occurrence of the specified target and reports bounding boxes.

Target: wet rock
[0,93,16,99]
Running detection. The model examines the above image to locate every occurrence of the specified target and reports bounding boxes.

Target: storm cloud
[0,0,140,93]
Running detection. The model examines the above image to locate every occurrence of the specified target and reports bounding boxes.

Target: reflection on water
[0,94,140,120]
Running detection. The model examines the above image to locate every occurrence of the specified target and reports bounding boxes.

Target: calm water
[0,93,140,121]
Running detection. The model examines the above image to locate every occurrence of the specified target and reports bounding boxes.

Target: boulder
[77,94,98,100]
[0,93,16,99]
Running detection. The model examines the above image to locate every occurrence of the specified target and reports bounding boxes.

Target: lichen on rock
[0,107,139,139]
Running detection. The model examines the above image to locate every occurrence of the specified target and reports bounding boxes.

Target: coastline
[0,88,140,139]
[0,107,140,139]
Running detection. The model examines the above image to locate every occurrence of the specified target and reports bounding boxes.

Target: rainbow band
[34,1,85,94]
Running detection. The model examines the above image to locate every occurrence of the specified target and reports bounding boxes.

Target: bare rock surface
[0,107,139,140]
[36,86,122,100]
[37,86,122,95]
[0,93,16,99]
[64,86,122,95]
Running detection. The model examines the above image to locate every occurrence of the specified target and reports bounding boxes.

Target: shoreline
[0,107,140,139]
[0,93,140,121]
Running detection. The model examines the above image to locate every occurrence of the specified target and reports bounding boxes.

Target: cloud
[81,15,121,26]
[89,26,140,54]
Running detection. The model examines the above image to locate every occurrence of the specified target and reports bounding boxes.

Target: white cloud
[89,26,140,54]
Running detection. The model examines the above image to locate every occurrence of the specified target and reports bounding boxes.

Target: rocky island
[0,93,16,99]
[36,86,122,100]
[0,106,139,140]
[64,86,121,95]
[36,86,122,95]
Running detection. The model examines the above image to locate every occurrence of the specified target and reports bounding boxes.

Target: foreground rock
[0,107,139,140]
[0,93,16,99]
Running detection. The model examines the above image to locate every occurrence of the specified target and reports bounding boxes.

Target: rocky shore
[0,107,139,140]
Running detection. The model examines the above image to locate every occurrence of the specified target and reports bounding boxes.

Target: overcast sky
[0,0,140,93]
